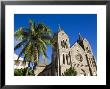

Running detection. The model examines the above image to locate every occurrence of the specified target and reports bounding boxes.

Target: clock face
[75,53,83,62]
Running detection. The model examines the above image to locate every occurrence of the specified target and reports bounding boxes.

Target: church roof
[37,63,47,67]
[70,42,85,53]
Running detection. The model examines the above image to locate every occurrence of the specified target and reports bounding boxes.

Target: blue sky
[14,14,97,64]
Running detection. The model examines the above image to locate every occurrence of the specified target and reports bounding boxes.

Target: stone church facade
[34,27,97,76]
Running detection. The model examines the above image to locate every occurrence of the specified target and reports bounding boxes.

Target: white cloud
[14,53,23,61]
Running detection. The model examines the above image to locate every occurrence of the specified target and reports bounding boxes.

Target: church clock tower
[51,25,71,76]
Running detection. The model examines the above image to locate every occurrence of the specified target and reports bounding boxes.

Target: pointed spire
[58,24,62,32]
[78,32,83,41]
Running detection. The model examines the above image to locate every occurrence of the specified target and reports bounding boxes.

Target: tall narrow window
[63,40,64,48]
[66,55,68,65]
[64,41,66,48]
[63,54,65,64]
[61,41,62,47]
[69,51,71,65]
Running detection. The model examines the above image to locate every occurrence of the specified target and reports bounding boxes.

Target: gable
[70,42,88,66]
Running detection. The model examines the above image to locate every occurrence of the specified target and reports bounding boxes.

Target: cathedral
[34,27,97,76]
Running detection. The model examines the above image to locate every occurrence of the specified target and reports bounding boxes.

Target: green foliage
[64,67,77,76]
[14,68,26,76]
[28,69,35,76]
[14,68,35,76]
[14,19,53,64]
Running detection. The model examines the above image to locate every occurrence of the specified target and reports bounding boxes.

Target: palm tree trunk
[25,68,28,76]
[25,61,30,76]
[33,50,38,70]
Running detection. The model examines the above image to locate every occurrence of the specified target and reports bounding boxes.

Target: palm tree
[14,19,52,75]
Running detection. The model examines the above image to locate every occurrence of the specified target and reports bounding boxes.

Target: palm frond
[38,38,47,50]
[14,27,29,41]
[14,39,27,51]
[17,40,30,60]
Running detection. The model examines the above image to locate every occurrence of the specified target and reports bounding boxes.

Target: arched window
[61,41,64,48]
[61,40,65,48]
[63,54,65,64]
[68,51,71,64]
[61,41,62,47]
[64,41,66,47]
[66,55,68,65]
[65,42,68,48]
